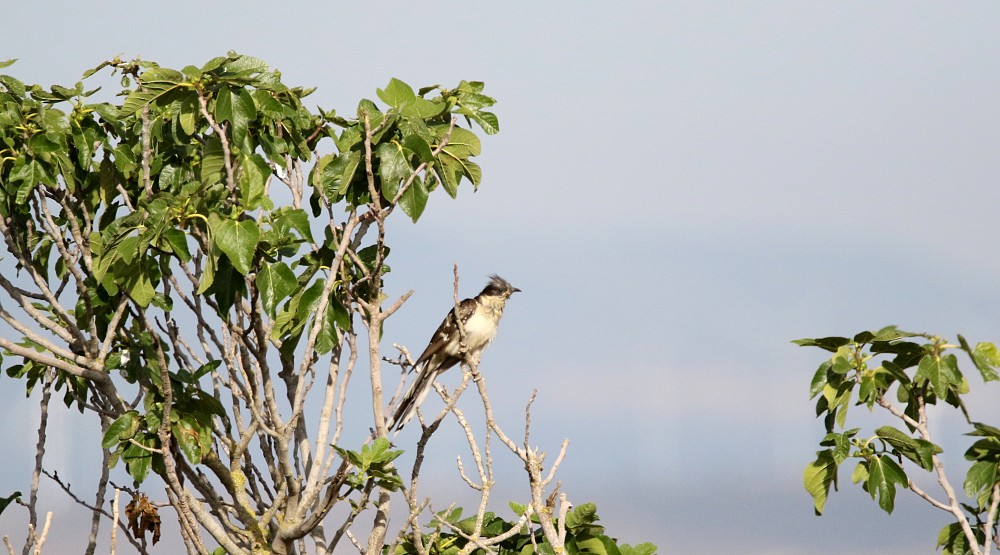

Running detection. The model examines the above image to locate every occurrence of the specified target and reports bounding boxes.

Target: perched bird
[388,274,520,431]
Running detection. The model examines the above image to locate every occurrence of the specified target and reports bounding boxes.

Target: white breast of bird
[455,308,500,353]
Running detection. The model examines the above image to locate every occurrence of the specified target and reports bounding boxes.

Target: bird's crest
[482,274,521,297]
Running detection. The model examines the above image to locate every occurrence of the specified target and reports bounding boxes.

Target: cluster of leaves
[393,502,657,555]
[100,360,225,483]
[335,437,405,493]
[314,76,494,223]
[0,54,659,555]
[797,326,1000,553]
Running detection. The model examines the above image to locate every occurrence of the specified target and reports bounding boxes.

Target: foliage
[0,53,655,555]
[798,326,1000,555]
[391,502,656,555]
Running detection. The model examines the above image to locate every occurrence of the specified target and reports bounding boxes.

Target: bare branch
[31,512,52,555]
[110,489,120,555]
[906,478,952,512]
[876,396,921,430]
[22,371,52,555]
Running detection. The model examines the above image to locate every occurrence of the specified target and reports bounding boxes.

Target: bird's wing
[391,298,477,431]
[413,297,477,367]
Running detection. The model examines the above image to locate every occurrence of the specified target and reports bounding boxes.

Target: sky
[3,1,1000,553]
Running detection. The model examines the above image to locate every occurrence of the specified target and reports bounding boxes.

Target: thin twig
[31,512,52,555]
[23,371,52,555]
[110,489,120,555]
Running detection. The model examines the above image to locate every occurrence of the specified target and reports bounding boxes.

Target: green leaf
[28,133,61,154]
[219,54,271,79]
[968,421,1000,440]
[230,88,257,150]
[937,522,970,555]
[457,91,496,110]
[366,437,403,465]
[172,417,203,464]
[273,279,325,340]
[215,85,234,123]
[440,126,481,158]
[376,78,416,107]
[256,262,297,317]
[435,155,461,198]
[201,136,225,186]
[398,175,428,222]
[0,74,26,99]
[830,353,853,375]
[376,141,411,200]
[808,361,830,399]
[509,501,528,516]
[315,294,350,354]
[141,66,185,85]
[469,110,500,135]
[122,433,156,484]
[915,354,961,396]
[576,536,613,555]
[866,455,907,514]
[403,134,434,163]
[851,461,868,484]
[41,107,70,134]
[319,151,361,199]
[193,360,222,380]
[212,218,259,275]
[161,228,191,263]
[792,336,851,353]
[820,429,857,464]
[965,436,1000,463]
[803,450,838,515]
[0,59,16,69]
[272,208,314,244]
[178,92,199,135]
[876,426,940,471]
[9,158,54,202]
[120,77,182,117]
[402,96,446,118]
[565,502,598,530]
[124,268,155,308]
[857,373,876,406]
[963,460,998,499]
[463,160,482,188]
[239,153,270,210]
[0,491,21,516]
[208,253,244,315]
[958,335,1000,383]
[880,360,911,385]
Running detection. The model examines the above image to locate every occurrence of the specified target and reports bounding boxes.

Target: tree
[0,54,656,555]
[799,326,1000,555]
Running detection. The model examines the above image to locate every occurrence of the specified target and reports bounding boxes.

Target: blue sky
[3,2,1000,553]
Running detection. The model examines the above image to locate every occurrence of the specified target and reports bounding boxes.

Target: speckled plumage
[388,275,519,431]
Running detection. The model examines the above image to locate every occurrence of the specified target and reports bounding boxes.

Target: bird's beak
[512,287,522,294]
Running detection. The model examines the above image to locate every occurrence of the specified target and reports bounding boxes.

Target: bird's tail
[387,365,439,432]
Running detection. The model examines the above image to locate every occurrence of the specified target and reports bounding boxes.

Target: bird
[387,274,520,431]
